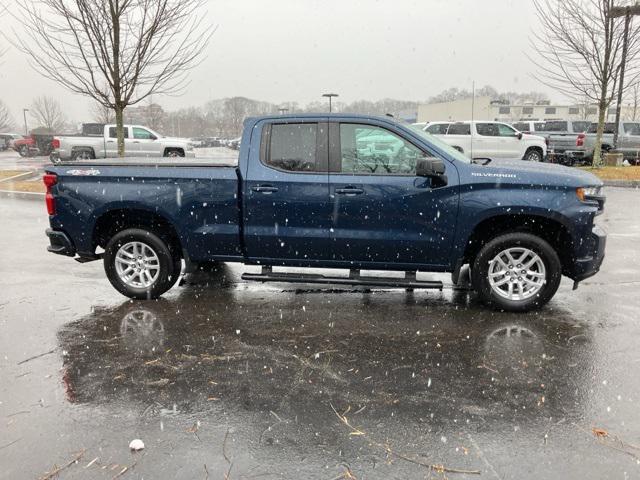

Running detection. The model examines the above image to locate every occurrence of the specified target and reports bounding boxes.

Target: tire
[164,149,184,158]
[523,148,542,162]
[104,228,181,299]
[18,145,29,157]
[471,232,561,312]
[72,149,94,160]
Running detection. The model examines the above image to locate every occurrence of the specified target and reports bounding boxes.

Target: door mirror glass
[416,157,446,177]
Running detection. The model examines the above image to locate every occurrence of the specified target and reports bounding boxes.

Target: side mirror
[516,132,523,140]
[416,157,446,177]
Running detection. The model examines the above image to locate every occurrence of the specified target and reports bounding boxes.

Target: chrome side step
[241,268,443,290]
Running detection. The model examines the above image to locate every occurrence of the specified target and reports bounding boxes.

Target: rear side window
[425,123,450,134]
[512,122,528,132]
[447,123,470,135]
[587,123,615,133]
[543,121,568,132]
[108,127,129,138]
[266,123,319,172]
[534,122,545,130]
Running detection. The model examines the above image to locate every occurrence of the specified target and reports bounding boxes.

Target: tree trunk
[592,100,607,167]
[115,105,125,158]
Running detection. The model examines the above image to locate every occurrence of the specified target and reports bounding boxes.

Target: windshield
[408,124,470,163]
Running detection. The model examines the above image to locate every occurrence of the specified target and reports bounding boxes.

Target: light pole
[22,109,29,135]
[608,5,640,149]
[322,93,339,113]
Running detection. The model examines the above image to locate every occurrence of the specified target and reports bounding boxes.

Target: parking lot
[1,188,640,479]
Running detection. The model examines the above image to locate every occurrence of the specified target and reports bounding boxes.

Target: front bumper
[571,225,606,282]
[46,228,76,256]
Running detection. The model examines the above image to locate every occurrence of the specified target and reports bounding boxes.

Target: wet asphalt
[1,188,640,479]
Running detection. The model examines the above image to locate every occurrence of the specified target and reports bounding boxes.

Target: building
[416,97,638,124]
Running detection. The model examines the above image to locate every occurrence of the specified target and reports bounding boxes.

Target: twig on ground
[40,450,85,480]
[112,457,139,480]
[0,438,21,450]
[203,463,209,479]
[223,427,233,479]
[17,348,57,365]
[331,404,481,475]
[576,424,640,461]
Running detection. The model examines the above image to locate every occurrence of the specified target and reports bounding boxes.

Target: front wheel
[104,228,181,299]
[471,233,561,312]
[523,148,542,162]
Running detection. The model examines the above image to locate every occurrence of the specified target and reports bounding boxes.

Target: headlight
[577,186,605,214]
[576,186,603,202]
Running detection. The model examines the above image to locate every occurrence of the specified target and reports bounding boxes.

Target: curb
[602,180,640,188]
[0,189,45,201]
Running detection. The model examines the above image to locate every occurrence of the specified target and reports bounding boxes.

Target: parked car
[0,133,24,151]
[13,133,55,157]
[421,121,547,161]
[44,113,605,312]
[541,120,591,165]
[580,122,640,164]
[511,121,546,134]
[52,124,195,161]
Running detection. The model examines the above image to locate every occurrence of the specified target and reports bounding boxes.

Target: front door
[131,127,163,156]
[328,121,459,267]
[243,120,333,262]
[105,126,132,157]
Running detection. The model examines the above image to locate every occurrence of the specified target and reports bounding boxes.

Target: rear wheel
[104,228,181,299]
[18,145,29,157]
[471,232,561,312]
[72,149,94,160]
[164,149,185,158]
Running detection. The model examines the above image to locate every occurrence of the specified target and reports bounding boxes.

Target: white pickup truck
[418,121,547,162]
[52,124,195,161]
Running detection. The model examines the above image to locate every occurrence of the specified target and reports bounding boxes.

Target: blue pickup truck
[43,114,606,311]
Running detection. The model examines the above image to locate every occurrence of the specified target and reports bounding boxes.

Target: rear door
[243,120,333,261]
[105,126,132,157]
[327,120,459,267]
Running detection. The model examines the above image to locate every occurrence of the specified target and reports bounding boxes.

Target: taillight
[576,133,585,147]
[51,138,60,149]
[43,173,57,215]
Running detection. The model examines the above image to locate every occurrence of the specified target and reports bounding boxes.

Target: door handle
[106,140,115,143]
[251,185,279,194]
[335,187,364,196]
[133,141,140,143]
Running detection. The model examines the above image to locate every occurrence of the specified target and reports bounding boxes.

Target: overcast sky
[0,0,553,128]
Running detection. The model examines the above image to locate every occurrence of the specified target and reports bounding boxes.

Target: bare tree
[625,82,640,120]
[91,100,116,124]
[0,100,14,131]
[531,0,640,165]
[30,95,65,131]
[14,0,212,156]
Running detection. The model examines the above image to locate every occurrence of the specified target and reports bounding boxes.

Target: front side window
[425,123,450,134]
[624,123,640,135]
[267,123,319,172]
[497,123,517,137]
[340,123,423,175]
[133,127,155,140]
[476,123,499,136]
[573,121,590,133]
